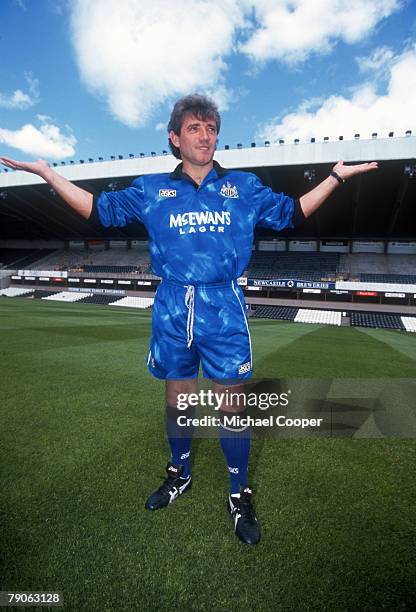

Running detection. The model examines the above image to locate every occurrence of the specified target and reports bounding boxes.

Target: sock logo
[180,451,190,460]
[229,467,239,474]
[238,361,251,374]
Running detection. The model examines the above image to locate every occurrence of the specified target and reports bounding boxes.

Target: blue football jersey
[93,161,299,284]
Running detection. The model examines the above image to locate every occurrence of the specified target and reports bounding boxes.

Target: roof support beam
[351,175,362,237]
[387,170,410,236]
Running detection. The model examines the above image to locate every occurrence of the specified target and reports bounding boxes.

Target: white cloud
[70,0,244,128]
[68,1,405,129]
[36,114,54,123]
[0,72,40,110]
[48,0,69,15]
[257,44,416,142]
[357,45,395,74]
[0,90,32,110]
[0,118,76,159]
[155,122,166,132]
[13,0,27,10]
[240,0,402,63]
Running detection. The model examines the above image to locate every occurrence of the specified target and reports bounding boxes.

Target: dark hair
[167,94,221,159]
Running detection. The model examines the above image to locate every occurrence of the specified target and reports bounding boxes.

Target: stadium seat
[350,312,405,331]
[247,252,340,281]
[401,317,416,332]
[294,309,342,326]
[77,294,120,305]
[42,291,91,302]
[109,296,154,309]
[0,287,34,297]
[251,305,298,320]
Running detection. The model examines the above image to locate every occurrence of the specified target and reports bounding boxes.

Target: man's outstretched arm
[299,161,378,218]
[0,157,93,220]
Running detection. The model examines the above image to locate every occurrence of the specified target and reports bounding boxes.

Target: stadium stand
[350,312,405,331]
[338,253,416,276]
[36,247,152,274]
[109,296,154,308]
[359,273,416,284]
[247,252,340,280]
[83,265,138,273]
[401,317,416,332]
[0,287,34,297]
[77,294,121,305]
[33,290,60,299]
[295,309,342,326]
[42,291,92,302]
[0,248,57,269]
[251,305,298,320]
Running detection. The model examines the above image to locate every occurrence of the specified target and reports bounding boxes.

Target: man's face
[170,113,218,167]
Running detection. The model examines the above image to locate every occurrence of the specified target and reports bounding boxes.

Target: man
[1,94,377,546]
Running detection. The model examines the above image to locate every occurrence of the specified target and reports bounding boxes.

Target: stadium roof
[0,135,415,241]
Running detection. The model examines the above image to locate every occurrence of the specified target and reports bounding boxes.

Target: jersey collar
[170,159,228,182]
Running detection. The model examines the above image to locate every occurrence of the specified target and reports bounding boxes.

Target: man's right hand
[0,155,93,220]
[0,156,50,177]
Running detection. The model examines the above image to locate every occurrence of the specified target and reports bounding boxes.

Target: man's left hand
[332,160,378,181]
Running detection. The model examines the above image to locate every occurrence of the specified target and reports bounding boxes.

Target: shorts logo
[151,357,156,368]
[220,182,239,198]
[238,361,251,374]
[159,189,176,198]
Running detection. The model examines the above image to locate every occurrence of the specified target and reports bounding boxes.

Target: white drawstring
[184,285,195,348]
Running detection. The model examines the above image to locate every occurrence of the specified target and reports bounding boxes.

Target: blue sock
[165,404,195,478]
[219,410,251,494]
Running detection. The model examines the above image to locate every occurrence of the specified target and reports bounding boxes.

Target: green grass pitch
[1,297,415,611]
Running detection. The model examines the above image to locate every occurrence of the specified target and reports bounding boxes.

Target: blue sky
[0,0,415,163]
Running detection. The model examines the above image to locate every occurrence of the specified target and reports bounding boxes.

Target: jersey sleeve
[90,176,145,228]
[250,173,302,231]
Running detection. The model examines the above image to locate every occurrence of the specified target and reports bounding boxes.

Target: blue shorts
[147,279,252,382]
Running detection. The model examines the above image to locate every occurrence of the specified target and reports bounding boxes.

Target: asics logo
[229,467,239,474]
[159,189,176,198]
[238,361,251,374]
[180,451,190,460]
